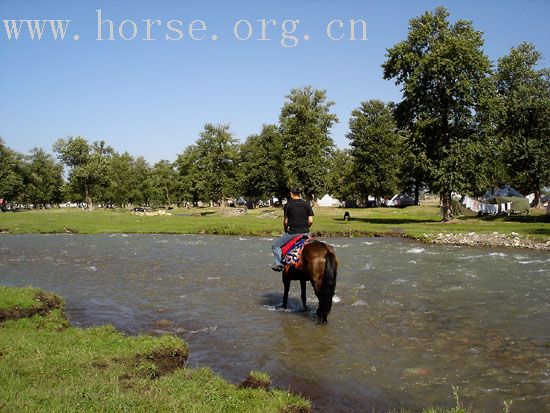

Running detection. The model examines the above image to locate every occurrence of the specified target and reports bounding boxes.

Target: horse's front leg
[300,279,307,312]
[282,277,290,309]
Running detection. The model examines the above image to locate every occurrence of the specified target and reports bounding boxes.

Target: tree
[21,148,63,207]
[129,156,154,206]
[175,145,205,206]
[396,130,428,206]
[279,86,338,200]
[192,123,239,205]
[53,137,110,209]
[347,100,402,204]
[325,148,356,204]
[150,160,180,206]
[0,138,24,205]
[383,6,494,220]
[496,43,550,205]
[239,124,286,202]
[102,151,136,207]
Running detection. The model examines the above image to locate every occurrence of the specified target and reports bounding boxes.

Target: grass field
[0,286,309,412]
[0,205,548,241]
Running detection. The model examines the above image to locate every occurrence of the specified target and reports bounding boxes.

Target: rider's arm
[284,216,289,232]
[308,215,313,227]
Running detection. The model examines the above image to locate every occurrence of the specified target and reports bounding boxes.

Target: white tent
[317,194,342,207]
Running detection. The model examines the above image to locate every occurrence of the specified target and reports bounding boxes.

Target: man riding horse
[270,187,338,323]
[271,187,314,272]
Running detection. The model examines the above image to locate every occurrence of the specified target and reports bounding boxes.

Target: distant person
[271,187,314,271]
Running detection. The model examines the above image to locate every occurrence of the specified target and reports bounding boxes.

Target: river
[0,234,548,411]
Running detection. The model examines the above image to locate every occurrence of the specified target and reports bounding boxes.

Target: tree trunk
[414,178,420,206]
[84,183,92,210]
[531,189,541,207]
[164,186,171,206]
[441,190,453,221]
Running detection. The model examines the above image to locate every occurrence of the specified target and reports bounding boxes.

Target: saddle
[282,234,312,269]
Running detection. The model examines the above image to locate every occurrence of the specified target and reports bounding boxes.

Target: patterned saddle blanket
[282,235,312,268]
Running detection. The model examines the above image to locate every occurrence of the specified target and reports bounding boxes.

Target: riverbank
[0,286,309,412]
[0,206,548,250]
[426,231,550,250]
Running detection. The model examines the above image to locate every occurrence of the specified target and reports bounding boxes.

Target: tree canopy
[496,42,550,206]
[383,6,494,219]
[348,100,402,204]
[279,86,338,200]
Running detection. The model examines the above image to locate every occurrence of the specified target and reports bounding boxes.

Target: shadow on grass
[529,228,550,236]
[339,217,439,224]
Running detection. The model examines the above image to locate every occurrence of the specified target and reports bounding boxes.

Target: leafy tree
[0,138,24,204]
[193,123,239,205]
[325,148,356,204]
[347,100,402,204]
[279,86,338,200]
[175,145,205,206]
[21,148,63,207]
[496,42,550,205]
[239,124,286,202]
[53,137,110,209]
[383,6,494,220]
[129,156,154,206]
[102,152,136,207]
[150,160,180,206]
[396,131,427,205]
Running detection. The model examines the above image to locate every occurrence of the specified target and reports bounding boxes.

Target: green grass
[0,205,548,241]
[0,286,310,412]
[0,286,42,310]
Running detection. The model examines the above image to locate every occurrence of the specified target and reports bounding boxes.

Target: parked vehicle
[388,193,415,207]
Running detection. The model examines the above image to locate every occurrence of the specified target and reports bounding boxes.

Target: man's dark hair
[289,187,301,196]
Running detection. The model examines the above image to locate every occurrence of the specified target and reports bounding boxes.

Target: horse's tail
[317,250,337,323]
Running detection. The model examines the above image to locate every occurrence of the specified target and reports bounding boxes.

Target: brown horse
[282,240,338,323]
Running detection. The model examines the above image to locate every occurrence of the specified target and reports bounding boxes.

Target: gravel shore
[424,231,550,251]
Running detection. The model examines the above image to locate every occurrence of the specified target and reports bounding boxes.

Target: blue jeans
[272,232,307,266]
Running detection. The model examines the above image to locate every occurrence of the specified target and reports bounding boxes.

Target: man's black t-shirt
[284,199,314,234]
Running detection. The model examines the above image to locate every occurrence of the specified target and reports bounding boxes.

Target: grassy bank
[0,286,309,412]
[0,205,548,242]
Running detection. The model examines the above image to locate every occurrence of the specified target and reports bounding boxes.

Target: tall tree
[0,138,24,205]
[21,148,63,207]
[279,86,338,200]
[193,123,239,205]
[396,129,428,205]
[175,145,205,206]
[129,156,154,206]
[53,136,110,209]
[239,124,286,202]
[347,100,402,204]
[383,6,493,220]
[496,42,550,205]
[104,151,135,207]
[150,160,180,206]
[325,148,356,204]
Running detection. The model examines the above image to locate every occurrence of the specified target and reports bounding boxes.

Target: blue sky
[1,0,549,163]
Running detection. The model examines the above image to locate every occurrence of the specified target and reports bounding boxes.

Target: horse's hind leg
[300,279,307,311]
[282,278,290,309]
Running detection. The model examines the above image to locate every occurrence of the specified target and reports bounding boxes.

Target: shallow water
[0,234,548,412]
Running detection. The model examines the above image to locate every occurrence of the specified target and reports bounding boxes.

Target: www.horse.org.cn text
[0,9,368,48]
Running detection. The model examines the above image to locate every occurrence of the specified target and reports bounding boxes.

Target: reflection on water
[0,234,549,412]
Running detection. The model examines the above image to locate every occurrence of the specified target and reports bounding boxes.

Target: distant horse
[282,240,338,323]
